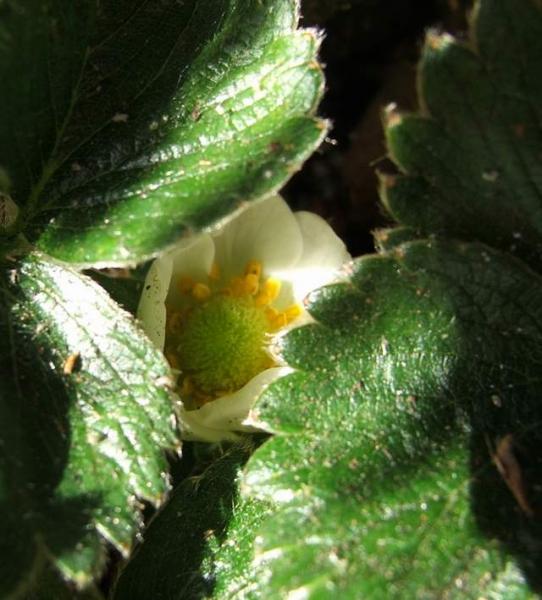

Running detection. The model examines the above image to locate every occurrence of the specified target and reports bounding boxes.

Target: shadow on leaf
[113,440,254,600]
[0,266,99,596]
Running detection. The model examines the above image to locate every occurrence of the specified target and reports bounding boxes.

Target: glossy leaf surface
[114,240,542,597]
[114,442,272,600]
[0,1,324,266]
[227,240,542,597]
[0,254,176,595]
[111,1,542,595]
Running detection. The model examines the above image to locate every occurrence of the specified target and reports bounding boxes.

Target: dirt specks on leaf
[63,351,81,375]
[490,434,534,518]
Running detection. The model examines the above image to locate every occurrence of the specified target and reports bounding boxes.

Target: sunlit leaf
[0,254,177,594]
[0,0,324,266]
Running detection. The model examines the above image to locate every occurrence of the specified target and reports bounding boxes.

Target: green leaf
[0,0,324,267]
[23,563,104,600]
[240,442,532,599]
[0,253,177,596]
[207,240,542,596]
[111,1,542,596]
[381,0,542,271]
[108,2,542,596]
[373,225,419,252]
[113,441,272,600]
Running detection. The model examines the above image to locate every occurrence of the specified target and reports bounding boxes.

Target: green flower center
[176,295,271,395]
[164,259,302,407]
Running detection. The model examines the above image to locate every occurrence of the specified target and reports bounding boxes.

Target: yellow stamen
[181,376,194,395]
[244,260,262,278]
[209,262,220,280]
[263,277,281,301]
[284,304,303,323]
[164,257,294,402]
[243,273,259,295]
[271,313,288,330]
[255,292,270,306]
[177,276,194,294]
[192,283,211,301]
[230,277,245,296]
[265,306,279,321]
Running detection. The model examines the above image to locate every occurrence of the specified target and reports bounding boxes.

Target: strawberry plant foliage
[0,0,324,267]
[113,0,542,597]
[0,0,325,595]
[0,254,177,596]
[115,241,542,598]
[3,0,542,597]
[114,442,272,600]
[383,0,542,271]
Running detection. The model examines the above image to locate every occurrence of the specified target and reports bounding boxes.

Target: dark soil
[284,0,471,257]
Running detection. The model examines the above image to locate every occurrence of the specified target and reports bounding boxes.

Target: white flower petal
[271,278,297,311]
[166,233,215,304]
[212,195,303,280]
[178,408,242,443]
[281,211,351,303]
[136,254,173,350]
[178,367,291,442]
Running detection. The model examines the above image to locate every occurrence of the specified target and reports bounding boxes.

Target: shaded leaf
[0,253,177,595]
[23,563,104,600]
[240,442,531,599]
[87,267,148,316]
[113,441,272,600]
[382,0,542,271]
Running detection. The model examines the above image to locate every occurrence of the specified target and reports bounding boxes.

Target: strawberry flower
[138,195,350,442]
